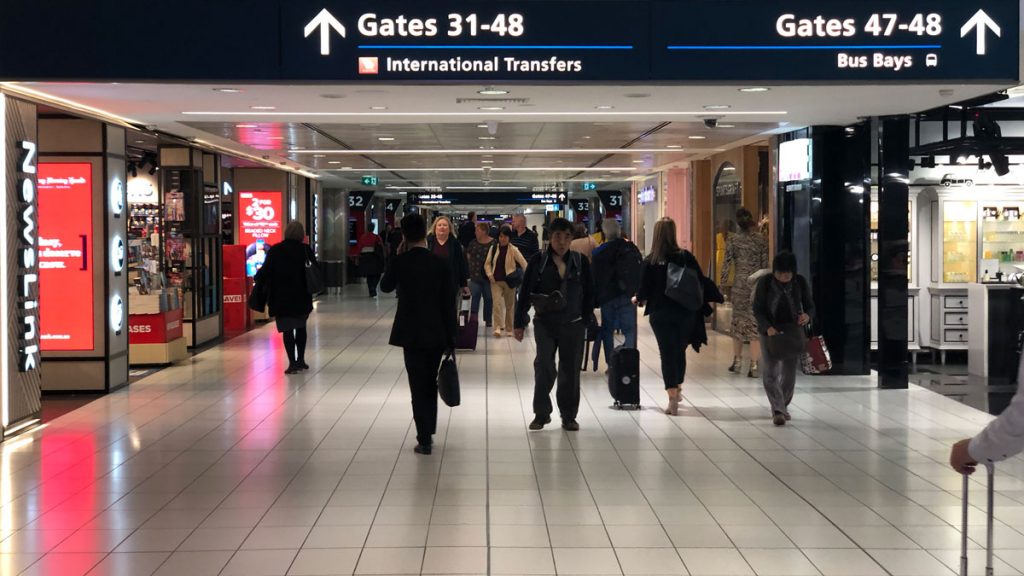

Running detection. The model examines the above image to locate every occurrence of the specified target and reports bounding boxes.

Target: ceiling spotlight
[370,106,388,110]
[688,135,707,140]
[478,87,509,96]
[478,106,505,111]
[478,136,496,140]
[377,137,395,141]
[595,105,615,110]
[476,124,489,129]
[717,124,736,128]
[213,88,242,93]
[129,163,138,178]
[148,165,159,176]
[250,106,276,111]
[703,104,732,110]
[328,161,342,165]
[738,87,770,93]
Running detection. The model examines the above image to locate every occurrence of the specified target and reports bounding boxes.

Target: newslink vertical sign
[0,93,43,436]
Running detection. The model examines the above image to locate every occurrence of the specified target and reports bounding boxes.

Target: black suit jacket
[380,246,457,350]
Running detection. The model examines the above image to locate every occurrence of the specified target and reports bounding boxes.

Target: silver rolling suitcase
[961,465,995,576]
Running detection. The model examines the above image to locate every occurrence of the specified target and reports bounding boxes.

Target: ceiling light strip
[296,148,694,154]
[182,111,787,117]
[327,167,637,172]
[1,83,142,129]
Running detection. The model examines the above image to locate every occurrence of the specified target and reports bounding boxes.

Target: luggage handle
[961,463,995,576]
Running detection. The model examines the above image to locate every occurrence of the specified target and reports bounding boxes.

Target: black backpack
[615,241,643,296]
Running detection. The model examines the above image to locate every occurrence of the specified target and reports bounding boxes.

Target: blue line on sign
[358,45,634,50]
[668,45,942,51]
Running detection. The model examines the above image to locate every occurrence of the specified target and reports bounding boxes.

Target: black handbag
[665,259,703,311]
[505,266,524,289]
[765,324,807,359]
[530,290,567,314]
[437,351,461,407]
[305,257,325,295]
[249,279,268,312]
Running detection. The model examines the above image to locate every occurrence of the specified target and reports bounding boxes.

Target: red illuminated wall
[38,163,95,352]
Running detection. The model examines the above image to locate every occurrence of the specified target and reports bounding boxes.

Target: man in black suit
[380,213,457,455]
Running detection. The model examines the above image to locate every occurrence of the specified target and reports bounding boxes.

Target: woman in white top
[485,225,529,337]
[951,353,1024,474]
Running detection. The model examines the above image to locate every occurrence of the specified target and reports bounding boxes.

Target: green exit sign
[361,176,378,186]
[583,182,597,191]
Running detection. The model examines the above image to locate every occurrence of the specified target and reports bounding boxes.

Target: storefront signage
[127,175,158,204]
[110,295,124,335]
[16,142,39,372]
[239,190,284,248]
[1,0,1015,82]
[111,236,125,275]
[127,310,184,345]
[38,163,94,352]
[110,177,124,217]
[779,138,812,182]
[637,186,657,205]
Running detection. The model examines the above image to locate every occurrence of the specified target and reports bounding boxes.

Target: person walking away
[591,219,641,372]
[458,211,478,250]
[510,213,541,261]
[355,221,385,298]
[569,222,598,262]
[720,208,768,377]
[950,352,1024,474]
[380,213,457,455]
[427,215,471,308]
[752,251,813,426]
[514,218,594,431]
[632,218,704,415]
[256,221,317,375]
[465,222,496,328]
[387,222,404,259]
[486,226,528,338]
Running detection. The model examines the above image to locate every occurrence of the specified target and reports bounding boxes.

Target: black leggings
[650,308,693,390]
[282,328,308,365]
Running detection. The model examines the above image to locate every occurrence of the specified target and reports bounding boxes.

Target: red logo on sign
[359,57,379,75]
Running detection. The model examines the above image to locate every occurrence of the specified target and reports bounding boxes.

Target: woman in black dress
[256,221,317,374]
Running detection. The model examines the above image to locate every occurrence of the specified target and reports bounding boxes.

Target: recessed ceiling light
[738,87,770,93]
[478,87,509,96]
[292,146,305,150]
[632,160,645,164]
[667,145,683,149]
[377,137,395,141]
[718,124,736,128]
[250,105,276,111]
[328,161,342,165]
[478,136,496,141]
[583,136,592,139]
[235,124,257,128]
[370,106,388,110]
[476,124,489,129]
[479,106,505,111]
[134,140,145,144]
[213,88,242,93]
[313,154,326,158]
[688,136,707,140]
[481,160,494,164]
[595,105,615,110]
[703,104,732,110]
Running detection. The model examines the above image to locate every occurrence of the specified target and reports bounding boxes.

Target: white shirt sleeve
[969,352,1024,463]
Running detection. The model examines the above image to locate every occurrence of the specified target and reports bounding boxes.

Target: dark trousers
[649,308,693,390]
[366,274,381,297]
[403,347,444,445]
[469,278,493,324]
[533,319,586,420]
[282,327,308,366]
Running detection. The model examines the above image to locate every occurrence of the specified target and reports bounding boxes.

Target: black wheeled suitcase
[608,346,640,409]
[960,465,995,576]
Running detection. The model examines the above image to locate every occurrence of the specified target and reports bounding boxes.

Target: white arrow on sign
[304,8,346,56]
[960,9,1001,56]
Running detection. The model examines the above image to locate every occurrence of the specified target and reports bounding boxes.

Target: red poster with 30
[38,163,95,352]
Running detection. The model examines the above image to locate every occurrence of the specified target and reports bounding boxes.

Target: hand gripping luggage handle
[961,464,995,576]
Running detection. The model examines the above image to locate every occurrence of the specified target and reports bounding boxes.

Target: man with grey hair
[589,218,641,371]
[510,214,540,261]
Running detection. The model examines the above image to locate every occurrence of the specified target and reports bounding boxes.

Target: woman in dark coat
[355,222,385,297]
[634,217,707,416]
[427,215,471,303]
[255,221,317,374]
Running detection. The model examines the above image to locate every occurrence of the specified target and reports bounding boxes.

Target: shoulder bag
[664,255,704,311]
[305,254,325,295]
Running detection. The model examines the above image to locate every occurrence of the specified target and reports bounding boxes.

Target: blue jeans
[470,278,493,324]
[597,295,637,365]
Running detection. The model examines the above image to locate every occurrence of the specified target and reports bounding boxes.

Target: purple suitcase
[456,310,478,351]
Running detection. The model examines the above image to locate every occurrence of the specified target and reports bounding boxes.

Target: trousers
[649,308,693,390]
[491,281,516,331]
[533,319,586,420]
[469,278,493,324]
[759,335,798,415]
[597,295,638,365]
[403,347,444,445]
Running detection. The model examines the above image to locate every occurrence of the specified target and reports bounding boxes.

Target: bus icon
[926,54,938,67]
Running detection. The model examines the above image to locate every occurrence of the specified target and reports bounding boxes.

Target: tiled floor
[4,290,1024,575]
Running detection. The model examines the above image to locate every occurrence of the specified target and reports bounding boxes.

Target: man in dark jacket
[514,218,594,432]
[380,213,457,454]
[510,214,540,261]
[457,212,477,250]
[590,219,641,371]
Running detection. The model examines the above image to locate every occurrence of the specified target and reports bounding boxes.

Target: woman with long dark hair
[720,208,768,378]
[634,217,705,415]
[257,221,317,374]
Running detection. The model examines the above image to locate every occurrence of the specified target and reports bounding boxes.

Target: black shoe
[772,413,786,426]
[528,416,551,431]
[298,362,310,371]
[485,322,493,328]
[414,444,432,455]
[562,419,580,431]
[784,413,792,421]
[285,364,301,375]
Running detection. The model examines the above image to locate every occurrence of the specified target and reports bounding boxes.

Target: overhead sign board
[408,191,567,205]
[0,0,1016,83]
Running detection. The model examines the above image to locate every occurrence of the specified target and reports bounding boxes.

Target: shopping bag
[801,332,832,374]
[305,258,325,295]
[437,351,461,407]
